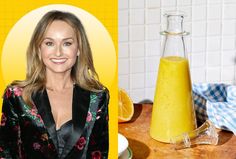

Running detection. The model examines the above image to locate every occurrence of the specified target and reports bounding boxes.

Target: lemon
[118,88,134,123]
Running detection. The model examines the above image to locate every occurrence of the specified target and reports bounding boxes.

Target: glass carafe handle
[170,120,219,150]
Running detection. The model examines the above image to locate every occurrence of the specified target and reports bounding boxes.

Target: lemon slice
[118,88,134,123]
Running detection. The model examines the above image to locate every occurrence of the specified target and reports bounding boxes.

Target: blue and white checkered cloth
[193,83,236,135]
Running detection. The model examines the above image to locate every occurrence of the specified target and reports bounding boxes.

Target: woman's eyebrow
[62,37,74,41]
[43,37,54,40]
[43,37,74,40]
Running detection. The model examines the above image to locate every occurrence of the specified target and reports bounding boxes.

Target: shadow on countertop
[217,130,233,145]
[127,138,150,159]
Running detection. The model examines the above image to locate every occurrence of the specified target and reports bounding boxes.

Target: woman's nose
[55,45,63,57]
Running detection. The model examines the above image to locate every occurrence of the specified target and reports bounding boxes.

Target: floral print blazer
[0,85,109,159]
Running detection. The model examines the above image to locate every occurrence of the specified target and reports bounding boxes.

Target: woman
[0,10,109,159]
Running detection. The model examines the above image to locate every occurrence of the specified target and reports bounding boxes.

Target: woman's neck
[45,71,74,92]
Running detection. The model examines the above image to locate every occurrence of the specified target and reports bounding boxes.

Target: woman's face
[40,20,79,75]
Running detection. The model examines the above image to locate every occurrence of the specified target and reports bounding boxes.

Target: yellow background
[0,0,117,158]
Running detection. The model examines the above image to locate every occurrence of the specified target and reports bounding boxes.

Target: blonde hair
[12,10,103,106]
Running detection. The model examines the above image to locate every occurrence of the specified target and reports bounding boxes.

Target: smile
[50,58,67,64]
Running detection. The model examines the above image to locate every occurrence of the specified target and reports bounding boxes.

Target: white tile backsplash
[160,7,178,20]
[130,73,145,89]
[192,21,206,37]
[119,0,236,103]
[119,10,129,26]
[191,67,206,83]
[191,53,205,67]
[208,4,222,20]
[207,36,221,51]
[146,40,161,56]
[192,0,206,5]
[145,24,161,40]
[224,0,236,4]
[208,0,222,4]
[118,42,129,58]
[145,56,160,72]
[192,5,207,21]
[130,41,145,57]
[118,59,129,75]
[145,72,157,88]
[130,9,145,24]
[223,20,235,36]
[222,51,235,66]
[129,25,145,41]
[130,89,145,103]
[146,0,160,8]
[207,52,221,66]
[177,6,192,22]
[145,87,155,101]
[206,67,221,82]
[177,0,191,6]
[222,66,235,81]
[130,0,145,8]
[224,4,236,19]
[207,21,221,36]
[118,75,129,90]
[184,23,192,35]
[222,37,235,50]
[119,0,128,9]
[161,0,176,7]
[192,37,206,52]
[119,26,129,42]
[130,58,145,73]
[146,8,161,24]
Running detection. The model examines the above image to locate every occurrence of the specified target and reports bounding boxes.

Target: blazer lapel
[32,90,58,151]
[60,85,90,159]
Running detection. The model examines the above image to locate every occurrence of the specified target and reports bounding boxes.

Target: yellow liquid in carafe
[150,56,196,143]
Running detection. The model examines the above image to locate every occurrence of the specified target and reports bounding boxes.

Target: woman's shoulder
[3,85,23,99]
[93,87,109,99]
[74,84,109,96]
[92,87,109,109]
[73,84,109,105]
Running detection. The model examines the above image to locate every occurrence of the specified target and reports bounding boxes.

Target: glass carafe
[150,11,197,143]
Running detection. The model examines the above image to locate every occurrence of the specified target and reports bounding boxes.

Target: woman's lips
[50,58,67,64]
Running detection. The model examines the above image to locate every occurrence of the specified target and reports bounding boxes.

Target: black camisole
[56,120,73,157]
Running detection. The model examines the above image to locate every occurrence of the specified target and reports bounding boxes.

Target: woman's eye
[45,42,53,46]
[64,42,72,46]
